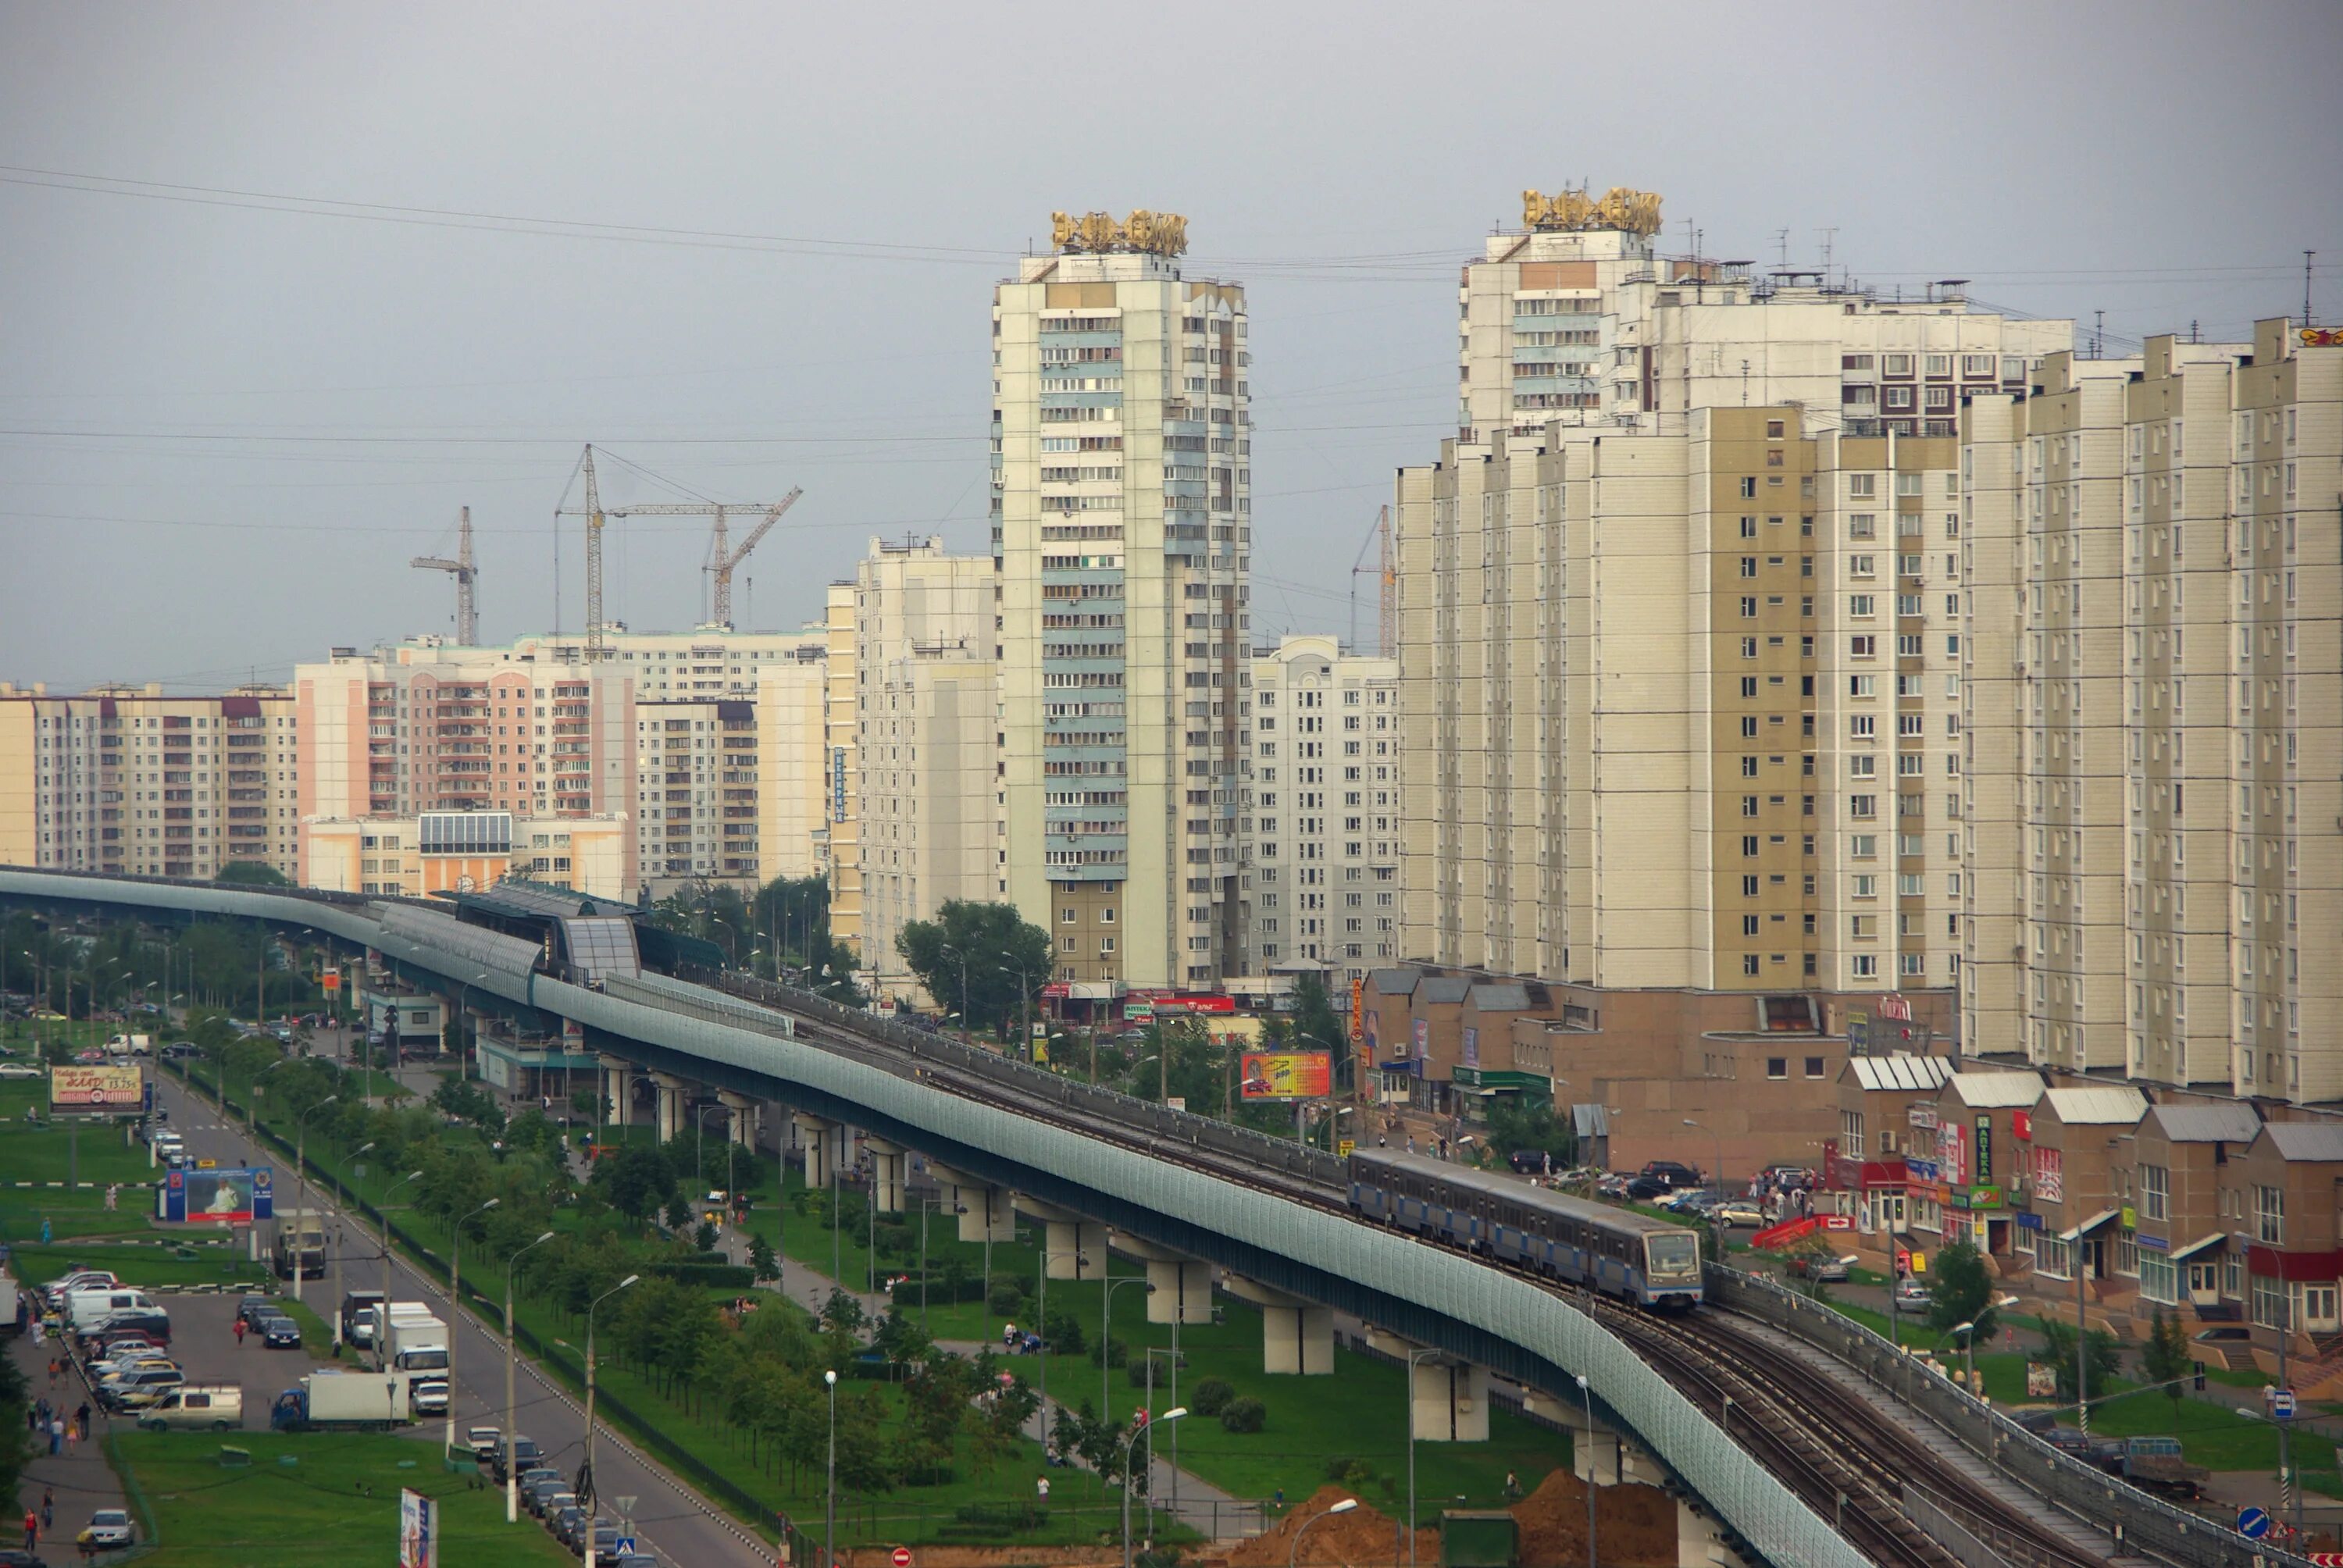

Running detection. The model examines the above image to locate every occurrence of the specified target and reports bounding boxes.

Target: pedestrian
[1036,1475,1050,1505]
[47,1356,59,1388]
[48,1414,64,1455]
[21,1508,35,1553]
[41,1490,53,1534]
[75,1402,90,1440]
[234,1315,247,1347]
[1405,1135,1415,1155]
[104,1183,118,1212]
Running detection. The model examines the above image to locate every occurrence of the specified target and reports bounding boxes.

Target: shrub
[1218,1396,1266,1433]
[987,1281,1028,1318]
[1089,1335,1128,1370]
[1043,1308,1085,1356]
[1190,1377,1236,1417]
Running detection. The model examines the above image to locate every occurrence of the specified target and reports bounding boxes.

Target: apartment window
[1742,875,1760,896]
[1852,875,1877,899]
[1804,1057,1825,1078]
[1766,1057,1788,1080]
[2141,1164,2168,1223]
[1739,477,1757,498]
[2256,1185,2284,1245]
[1849,636,1877,658]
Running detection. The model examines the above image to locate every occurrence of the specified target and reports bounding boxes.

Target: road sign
[2271,1388,2298,1419]
[2238,1506,2271,1539]
[612,1539,637,1558]
[892,1548,913,1567]
[1337,1139,1355,1158]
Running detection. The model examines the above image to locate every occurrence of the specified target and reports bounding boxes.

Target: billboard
[399,1488,439,1568]
[48,1064,143,1111]
[162,1165,274,1224]
[1349,978,1364,1041]
[1460,1026,1479,1069]
[1239,1051,1332,1101]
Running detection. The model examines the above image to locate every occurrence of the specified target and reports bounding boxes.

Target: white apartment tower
[851,537,997,1002]
[994,210,1251,991]
[1400,187,2068,1010]
[1961,322,2341,1103]
[1241,636,1400,992]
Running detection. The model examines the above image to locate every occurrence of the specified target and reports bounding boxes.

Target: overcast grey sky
[4,0,2338,690]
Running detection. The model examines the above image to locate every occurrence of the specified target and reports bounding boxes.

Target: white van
[66,1288,161,1332]
[136,1385,242,1431]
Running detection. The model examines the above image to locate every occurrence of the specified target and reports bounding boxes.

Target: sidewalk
[9,1322,131,1563]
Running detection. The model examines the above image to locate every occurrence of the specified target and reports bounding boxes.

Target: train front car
[1638,1226,1703,1311]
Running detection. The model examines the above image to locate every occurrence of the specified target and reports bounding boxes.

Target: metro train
[1347,1149,1705,1310]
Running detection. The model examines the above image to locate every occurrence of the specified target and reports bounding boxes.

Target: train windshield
[1646,1233,1700,1277]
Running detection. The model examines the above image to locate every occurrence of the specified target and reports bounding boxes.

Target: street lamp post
[823,1367,839,1568]
[1288,1497,1357,1568]
[1103,1275,1155,1422]
[582,1274,640,1568]
[445,1196,501,1451]
[504,1229,558,1523]
[1405,1349,1444,1568]
[999,963,1032,1059]
[940,945,970,1046]
[1574,1374,1597,1568]
[290,1095,340,1304]
[1121,1407,1186,1568]
[1682,1117,1724,1201]
[376,1170,425,1371]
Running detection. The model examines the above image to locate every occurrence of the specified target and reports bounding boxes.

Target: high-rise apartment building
[294,643,637,893]
[755,641,836,886]
[1961,322,2340,1103]
[851,537,997,1002]
[0,682,299,880]
[823,582,863,960]
[1400,189,2067,1012]
[1240,636,1400,993]
[993,210,1250,990]
[634,696,765,889]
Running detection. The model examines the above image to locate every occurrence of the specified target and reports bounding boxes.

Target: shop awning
[2056,1208,2121,1242]
[2171,1231,2229,1262]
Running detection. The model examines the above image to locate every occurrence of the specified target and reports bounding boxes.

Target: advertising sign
[830,747,848,824]
[1847,1010,1870,1054]
[1411,1018,1428,1057]
[1364,1010,1379,1060]
[2035,1146,2063,1203]
[320,969,341,994]
[1239,1051,1332,1101]
[2011,1109,2031,1142]
[1460,1026,1479,1070]
[1876,993,1913,1022]
[2027,1363,2059,1399]
[1974,1115,1994,1185]
[162,1165,273,1224]
[1349,978,1364,1042]
[399,1488,439,1568]
[48,1064,143,1110]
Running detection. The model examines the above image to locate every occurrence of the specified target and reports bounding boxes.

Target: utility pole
[410,506,480,644]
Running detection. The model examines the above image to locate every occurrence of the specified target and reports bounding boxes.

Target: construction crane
[1347,506,1394,657]
[410,506,479,645]
[704,486,804,628]
[555,446,804,659]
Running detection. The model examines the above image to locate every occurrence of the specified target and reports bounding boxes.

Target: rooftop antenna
[2092,310,2106,359]
[1774,228,1790,270]
[2306,251,2318,327]
[1819,227,1838,288]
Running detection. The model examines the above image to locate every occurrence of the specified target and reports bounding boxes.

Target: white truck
[387,1309,449,1376]
[270,1372,408,1431]
[104,1033,152,1056]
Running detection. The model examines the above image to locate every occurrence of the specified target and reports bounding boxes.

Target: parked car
[489,1434,542,1484]
[1506,1149,1556,1175]
[77,1511,134,1550]
[98,1366,185,1410]
[578,1517,619,1559]
[524,1479,571,1517]
[44,1271,121,1307]
[1594,1174,1631,1199]
[256,1313,301,1349]
[1713,1199,1767,1228]
[0,1063,41,1080]
[547,1504,586,1545]
[1657,1187,1714,1213]
[467,1425,505,1463]
[1786,1252,1852,1283]
[160,1042,203,1060]
[2036,1424,2126,1470]
[512,1469,561,1506]
[1891,1279,1933,1313]
[234,1294,279,1328]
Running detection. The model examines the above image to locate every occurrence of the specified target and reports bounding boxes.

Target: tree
[591,1142,679,1223]
[2035,1314,2124,1405]
[894,901,1053,1035]
[747,1233,779,1282]
[1286,975,1349,1089]
[2141,1305,2192,1412]
[1925,1238,2002,1342]
[1483,1097,1574,1168]
[213,861,291,888]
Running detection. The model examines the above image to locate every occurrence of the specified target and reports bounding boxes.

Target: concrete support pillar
[865,1137,908,1215]
[1558,1393,1660,1486]
[1223,1277,1333,1375]
[597,1057,631,1131]
[651,1073,689,1144]
[931,1164,1016,1242]
[794,1113,836,1188]
[1410,1359,1489,1443]
[718,1090,758,1149]
[1111,1236,1212,1324]
[1013,1199,1107,1280]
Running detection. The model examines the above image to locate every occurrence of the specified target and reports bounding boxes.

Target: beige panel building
[1962,321,2340,1103]
[633,696,762,892]
[851,537,997,1001]
[0,683,299,880]
[305,810,630,901]
[755,640,834,886]
[824,582,862,958]
[1400,191,2067,1021]
[1239,636,1400,992]
[994,212,1250,991]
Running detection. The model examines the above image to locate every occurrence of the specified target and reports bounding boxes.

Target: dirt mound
[1509,1469,1676,1568]
[1225,1485,1435,1568]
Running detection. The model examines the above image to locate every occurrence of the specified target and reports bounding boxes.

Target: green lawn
[5,1240,266,1292]
[0,1077,162,1188]
[105,1429,576,1566]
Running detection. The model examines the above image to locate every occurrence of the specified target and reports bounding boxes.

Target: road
[151,1067,773,1568]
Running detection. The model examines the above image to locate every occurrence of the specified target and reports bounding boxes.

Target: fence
[1710,1264,2315,1568]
